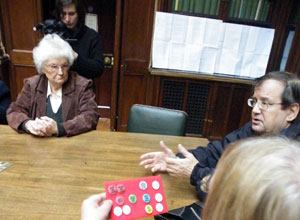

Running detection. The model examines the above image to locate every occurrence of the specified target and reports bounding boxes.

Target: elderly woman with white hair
[6,34,99,137]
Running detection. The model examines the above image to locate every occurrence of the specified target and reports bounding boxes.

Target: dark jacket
[0,80,10,124]
[68,24,104,79]
[177,121,300,199]
[6,72,99,136]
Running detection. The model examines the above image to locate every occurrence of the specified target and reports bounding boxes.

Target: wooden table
[0,125,208,219]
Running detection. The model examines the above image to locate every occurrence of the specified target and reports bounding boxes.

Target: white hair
[32,34,75,74]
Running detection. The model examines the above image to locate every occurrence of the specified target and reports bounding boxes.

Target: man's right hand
[140,140,176,173]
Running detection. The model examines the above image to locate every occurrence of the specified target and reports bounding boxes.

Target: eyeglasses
[46,64,70,72]
[247,98,282,111]
[200,174,213,193]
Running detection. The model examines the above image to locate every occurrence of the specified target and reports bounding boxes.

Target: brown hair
[254,71,300,110]
[55,0,85,25]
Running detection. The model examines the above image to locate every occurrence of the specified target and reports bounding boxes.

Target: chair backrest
[127,104,188,136]
[96,118,111,131]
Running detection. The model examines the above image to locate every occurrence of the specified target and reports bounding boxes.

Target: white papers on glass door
[152,12,275,78]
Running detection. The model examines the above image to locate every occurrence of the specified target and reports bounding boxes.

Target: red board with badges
[104,175,168,220]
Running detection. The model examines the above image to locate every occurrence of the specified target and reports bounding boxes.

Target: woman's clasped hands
[25,116,58,136]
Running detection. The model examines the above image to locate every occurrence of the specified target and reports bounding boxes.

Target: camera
[33,19,77,42]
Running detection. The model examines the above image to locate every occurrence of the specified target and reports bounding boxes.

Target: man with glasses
[140,71,300,199]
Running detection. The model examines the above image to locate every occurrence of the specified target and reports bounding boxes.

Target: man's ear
[287,103,300,122]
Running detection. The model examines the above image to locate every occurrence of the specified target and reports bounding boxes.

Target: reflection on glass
[228,0,271,22]
[280,31,294,71]
[171,0,220,16]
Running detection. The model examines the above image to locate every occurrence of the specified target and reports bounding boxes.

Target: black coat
[177,121,300,200]
[0,80,10,124]
[68,25,104,79]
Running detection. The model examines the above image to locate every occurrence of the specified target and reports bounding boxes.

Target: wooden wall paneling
[117,0,155,131]
[0,0,42,100]
[226,85,251,133]
[145,74,160,106]
[239,86,253,127]
[207,83,252,140]
[117,73,148,131]
[207,82,252,140]
[14,66,39,96]
[207,83,232,140]
[267,0,294,72]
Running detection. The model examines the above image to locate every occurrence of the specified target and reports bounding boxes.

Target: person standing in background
[55,0,104,79]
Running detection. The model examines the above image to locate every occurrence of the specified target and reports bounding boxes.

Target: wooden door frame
[110,0,122,130]
[0,0,42,100]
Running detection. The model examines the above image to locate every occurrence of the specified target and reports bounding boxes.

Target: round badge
[116,196,124,205]
[128,194,137,204]
[117,184,125,193]
[155,193,163,202]
[113,206,122,217]
[139,180,148,190]
[122,205,131,215]
[156,203,164,212]
[145,204,153,214]
[152,180,160,190]
[108,185,117,194]
[143,193,151,203]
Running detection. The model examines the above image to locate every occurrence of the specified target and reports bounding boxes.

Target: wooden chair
[96,118,111,131]
[127,104,188,136]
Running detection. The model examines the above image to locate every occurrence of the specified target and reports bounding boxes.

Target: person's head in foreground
[202,136,300,220]
[249,71,300,135]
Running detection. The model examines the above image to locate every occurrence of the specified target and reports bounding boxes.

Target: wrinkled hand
[81,193,113,220]
[140,141,176,173]
[40,116,58,135]
[25,117,58,137]
[165,144,199,178]
[25,119,47,136]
